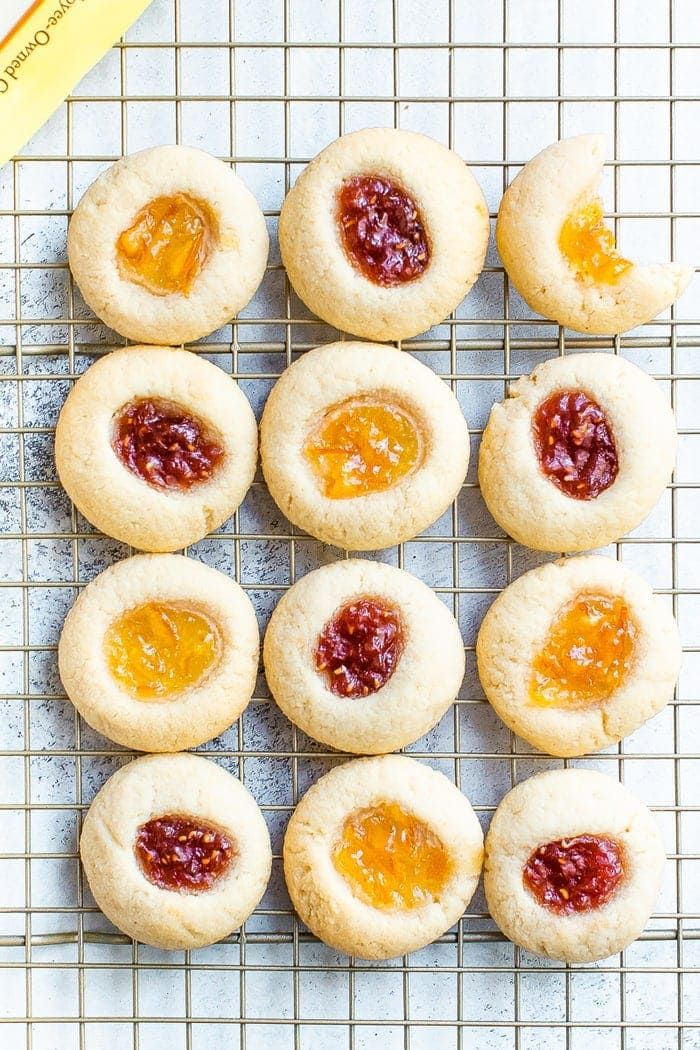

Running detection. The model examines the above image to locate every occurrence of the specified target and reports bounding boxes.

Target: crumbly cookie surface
[55,345,258,552]
[263,559,465,753]
[279,127,489,342]
[476,555,681,757]
[68,145,269,345]
[59,554,259,752]
[496,134,691,335]
[283,755,483,959]
[478,352,677,552]
[260,342,470,550]
[80,753,271,950]
[484,769,665,963]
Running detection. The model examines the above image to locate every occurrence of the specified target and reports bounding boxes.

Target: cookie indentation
[523,834,625,914]
[315,597,403,697]
[559,199,632,286]
[533,389,618,500]
[135,814,235,892]
[332,801,451,910]
[105,601,221,700]
[117,193,215,295]
[113,398,224,491]
[529,593,636,708]
[338,175,430,286]
[304,397,421,499]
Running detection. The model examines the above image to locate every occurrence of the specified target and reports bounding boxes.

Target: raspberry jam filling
[104,601,221,700]
[523,834,625,914]
[135,814,235,892]
[338,175,430,286]
[533,389,618,500]
[304,396,422,499]
[117,193,215,296]
[559,199,632,286]
[332,801,451,910]
[530,593,637,708]
[315,597,404,698]
[113,398,224,491]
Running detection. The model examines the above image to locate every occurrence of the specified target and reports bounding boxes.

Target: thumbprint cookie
[68,145,269,345]
[59,554,259,752]
[478,352,677,552]
[260,342,470,550]
[284,755,483,959]
[55,345,258,552]
[496,135,691,335]
[264,559,465,753]
[279,127,489,342]
[80,753,271,950]
[484,769,665,963]
[476,555,680,757]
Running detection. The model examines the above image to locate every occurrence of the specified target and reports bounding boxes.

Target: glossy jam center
[117,193,215,295]
[113,398,224,491]
[530,593,637,708]
[523,834,625,914]
[338,175,430,286]
[304,397,421,499]
[135,814,235,892]
[559,198,632,286]
[332,802,451,911]
[105,601,221,700]
[315,597,403,698]
[533,389,618,500]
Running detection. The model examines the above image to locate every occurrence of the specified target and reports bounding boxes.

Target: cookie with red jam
[264,559,465,754]
[68,145,268,345]
[80,753,271,950]
[283,755,483,959]
[484,769,665,963]
[279,128,489,343]
[55,345,257,552]
[476,555,680,757]
[260,342,470,550]
[59,553,259,752]
[478,352,677,552]
[496,135,691,335]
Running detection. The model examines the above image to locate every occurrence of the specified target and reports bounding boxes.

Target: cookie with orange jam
[55,345,257,552]
[58,553,259,752]
[263,559,465,754]
[476,555,680,757]
[484,769,665,963]
[478,352,677,552]
[68,145,268,345]
[80,753,271,949]
[283,755,483,958]
[279,127,489,343]
[260,342,470,550]
[496,134,691,335]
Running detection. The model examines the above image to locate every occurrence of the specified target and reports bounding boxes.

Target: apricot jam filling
[332,801,451,911]
[530,593,637,708]
[135,814,235,892]
[105,601,221,700]
[523,834,625,914]
[338,175,430,286]
[304,396,422,499]
[117,193,215,296]
[113,398,224,491]
[315,597,404,698]
[559,198,632,286]
[533,389,618,500]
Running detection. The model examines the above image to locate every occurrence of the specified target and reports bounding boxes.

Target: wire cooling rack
[0,0,699,1047]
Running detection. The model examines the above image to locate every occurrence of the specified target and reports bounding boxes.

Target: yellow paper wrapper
[0,0,152,168]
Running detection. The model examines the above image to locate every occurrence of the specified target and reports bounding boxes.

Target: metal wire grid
[0,0,698,1047]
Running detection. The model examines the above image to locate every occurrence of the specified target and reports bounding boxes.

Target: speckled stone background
[0,0,699,1047]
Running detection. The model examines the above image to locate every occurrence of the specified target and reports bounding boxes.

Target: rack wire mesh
[0,0,699,1047]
